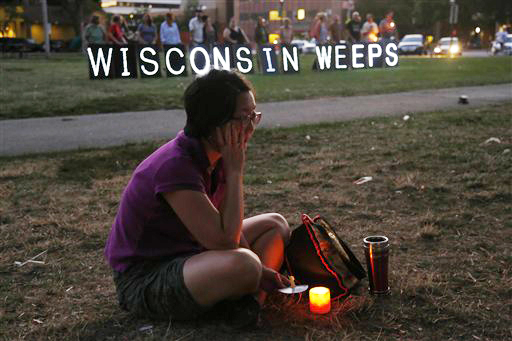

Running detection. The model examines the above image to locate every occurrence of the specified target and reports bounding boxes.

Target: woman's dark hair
[183,69,253,138]
[143,14,153,26]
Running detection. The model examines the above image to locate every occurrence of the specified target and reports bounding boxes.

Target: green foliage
[354,0,512,37]
[183,0,200,30]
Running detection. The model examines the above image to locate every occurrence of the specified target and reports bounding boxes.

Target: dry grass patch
[0,103,511,340]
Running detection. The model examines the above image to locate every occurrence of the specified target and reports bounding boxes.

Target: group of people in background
[345,10,398,43]
[84,8,247,50]
[84,8,398,51]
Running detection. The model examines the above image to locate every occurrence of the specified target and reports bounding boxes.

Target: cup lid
[363,235,389,244]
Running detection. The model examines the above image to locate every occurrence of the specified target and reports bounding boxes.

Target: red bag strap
[301,213,313,225]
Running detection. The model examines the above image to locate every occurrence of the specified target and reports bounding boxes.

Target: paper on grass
[278,285,309,294]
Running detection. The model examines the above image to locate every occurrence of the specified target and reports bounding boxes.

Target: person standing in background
[223,17,249,45]
[85,15,106,46]
[345,11,362,42]
[202,15,217,49]
[108,16,127,45]
[329,15,342,43]
[254,16,268,46]
[318,14,328,44]
[379,10,398,41]
[107,16,128,77]
[189,8,205,47]
[310,13,328,44]
[361,13,379,43]
[120,16,135,42]
[137,14,157,45]
[280,18,293,44]
[160,13,181,45]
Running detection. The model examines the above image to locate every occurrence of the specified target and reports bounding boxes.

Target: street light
[475,27,481,34]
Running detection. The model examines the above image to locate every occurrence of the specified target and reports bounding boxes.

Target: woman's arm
[160,23,166,45]
[163,188,241,250]
[152,25,157,44]
[241,28,250,44]
[164,122,246,250]
[136,24,144,44]
[174,23,182,44]
[223,28,236,43]
[108,32,122,45]
[85,26,91,42]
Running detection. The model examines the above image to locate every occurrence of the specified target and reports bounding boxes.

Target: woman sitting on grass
[104,69,291,328]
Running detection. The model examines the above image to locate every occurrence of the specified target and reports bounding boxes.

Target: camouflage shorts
[113,255,208,321]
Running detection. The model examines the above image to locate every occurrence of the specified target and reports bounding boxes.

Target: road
[1,83,511,157]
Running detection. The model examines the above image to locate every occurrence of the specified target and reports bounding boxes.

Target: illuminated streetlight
[475,27,481,34]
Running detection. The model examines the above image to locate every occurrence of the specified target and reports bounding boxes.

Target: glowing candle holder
[309,286,331,314]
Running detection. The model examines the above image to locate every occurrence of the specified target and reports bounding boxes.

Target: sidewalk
[1,83,511,157]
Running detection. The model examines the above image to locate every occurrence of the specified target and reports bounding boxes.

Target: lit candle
[309,286,331,314]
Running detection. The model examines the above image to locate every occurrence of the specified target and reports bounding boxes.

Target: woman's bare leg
[242,213,291,303]
[182,213,290,308]
[183,248,262,307]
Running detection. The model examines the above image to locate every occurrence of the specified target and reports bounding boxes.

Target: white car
[398,34,425,55]
[491,34,512,55]
[291,39,317,54]
[433,37,462,56]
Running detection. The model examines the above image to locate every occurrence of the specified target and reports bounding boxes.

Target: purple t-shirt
[104,131,225,272]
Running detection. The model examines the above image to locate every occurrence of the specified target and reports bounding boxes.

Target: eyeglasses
[231,111,262,126]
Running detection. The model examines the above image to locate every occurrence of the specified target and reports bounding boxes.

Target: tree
[354,0,511,40]
[183,0,200,30]
[47,0,100,36]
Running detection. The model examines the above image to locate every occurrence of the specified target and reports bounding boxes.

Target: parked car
[291,39,317,54]
[0,38,44,53]
[433,37,462,56]
[491,34,512,55]
[398,34,425,55]
[50,40,67,52]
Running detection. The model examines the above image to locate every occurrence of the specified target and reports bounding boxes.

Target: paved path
[1,83,511,156]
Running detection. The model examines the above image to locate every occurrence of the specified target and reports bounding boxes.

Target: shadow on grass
[57,142,161,185]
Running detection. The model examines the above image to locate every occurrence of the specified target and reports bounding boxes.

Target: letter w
[87,47,113,77]
[315,45,332,70]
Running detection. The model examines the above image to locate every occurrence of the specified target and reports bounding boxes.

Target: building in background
[0,6,23,38]
[237,0,349,42]
[0,3,75,43]
[100,0,181,15]
[1,0,353,44]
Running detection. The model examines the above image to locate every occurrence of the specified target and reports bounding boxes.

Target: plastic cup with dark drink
[363,236,390,295]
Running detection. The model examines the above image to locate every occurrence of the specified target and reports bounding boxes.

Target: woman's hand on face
[243,120,255,148]
[216,121,245,177]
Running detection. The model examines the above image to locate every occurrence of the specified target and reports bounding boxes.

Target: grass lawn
[0,53,511,120]
[1,102,511,340]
